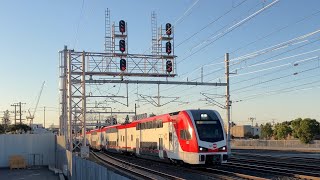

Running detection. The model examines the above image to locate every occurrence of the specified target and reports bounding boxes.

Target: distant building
[48,124,60,134]
[30,124,51,134]
[231,125,261,138]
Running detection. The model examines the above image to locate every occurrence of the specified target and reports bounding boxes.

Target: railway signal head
[119,20,126,33]
[119,40,126,52]
[166,41,172,54]
[166,60,173,73]
[165,23,172,35]
[120,59,126,71]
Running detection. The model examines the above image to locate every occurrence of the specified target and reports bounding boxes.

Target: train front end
[187,110,228,165]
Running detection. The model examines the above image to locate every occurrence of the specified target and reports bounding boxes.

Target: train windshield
[190,110,224,143]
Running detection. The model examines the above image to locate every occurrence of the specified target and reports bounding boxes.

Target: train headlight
[218,146,227,152]
[199,146,208,152]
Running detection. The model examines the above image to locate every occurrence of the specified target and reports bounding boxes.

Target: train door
[125,128,127,152]
[116,130,119,152]
[136,138,139,154]
[169,122,174,152]
[159,136,164,159]
[100,131,104,150]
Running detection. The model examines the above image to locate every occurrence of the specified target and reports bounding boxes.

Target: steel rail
[91,151,184,180]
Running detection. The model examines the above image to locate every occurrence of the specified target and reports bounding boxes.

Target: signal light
[166,60,172,73]
[119,20,126,33]
[120,59,126,71]
[119,40,125,52]
[166,41,172,54]
[165,23,172,35]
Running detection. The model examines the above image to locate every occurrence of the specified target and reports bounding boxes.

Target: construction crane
[27,81,45,126]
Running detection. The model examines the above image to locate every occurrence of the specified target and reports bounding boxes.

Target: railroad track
[91,151,184,180]
[230,156,320,172]
[92,151,276,180]
[232,152,320,164]
[224,161,320,180]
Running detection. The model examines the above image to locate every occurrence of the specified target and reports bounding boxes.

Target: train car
[89,109,228,165]
[89,129,103,151]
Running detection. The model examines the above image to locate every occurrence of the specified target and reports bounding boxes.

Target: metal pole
[225,53,231,155]
[68,50,73,151]
[19,102,22,124]
[157,84,160,107]
[126,83,129,107]
[44,107,46,128]
[14,105,17,125]
[82,51,87,148]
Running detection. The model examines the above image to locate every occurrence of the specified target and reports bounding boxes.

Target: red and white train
[85,109,228,165]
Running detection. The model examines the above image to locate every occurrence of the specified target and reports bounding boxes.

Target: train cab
[175,110,228,165]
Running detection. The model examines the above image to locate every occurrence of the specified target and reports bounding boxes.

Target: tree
[0,124,4,134]
[2,110,11,125]
[290,118,319,144]
[291,118,302,138]
[273,123,291,140]
[8,124,31,134]
[1,110,11,132]
[298,118,319,144]
[260,123,273,139]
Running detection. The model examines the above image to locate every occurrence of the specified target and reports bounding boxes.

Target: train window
[180,130,191,140]
[169,132,172,141]
[131,135,133,141]
[180,130,186,140]
[185,130,191,140]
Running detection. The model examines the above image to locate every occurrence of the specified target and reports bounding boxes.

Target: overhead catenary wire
[177,8,320,79]
[178,0,280,64]
[175,0,248,48]
[128,0,285,108]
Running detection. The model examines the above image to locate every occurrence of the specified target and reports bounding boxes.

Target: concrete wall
[72,155,129,180]
[0,134,55,167]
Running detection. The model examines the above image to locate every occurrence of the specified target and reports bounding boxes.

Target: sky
[0,0,319,127]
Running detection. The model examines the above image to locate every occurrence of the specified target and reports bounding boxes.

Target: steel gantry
[58,10,231,157]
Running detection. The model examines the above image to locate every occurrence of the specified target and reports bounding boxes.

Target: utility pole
[11,104,19,125]
[225,53,231,155]
[249,117,256,127]
[249,117,256,135]
[43,106,46,128]
[18,102,26,124]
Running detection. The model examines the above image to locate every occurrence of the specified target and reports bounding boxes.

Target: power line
[234,80,320,103]
[175,0,248,48]
[73,0,86,49]
[176,7,320,80]
[178,0,280,64]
